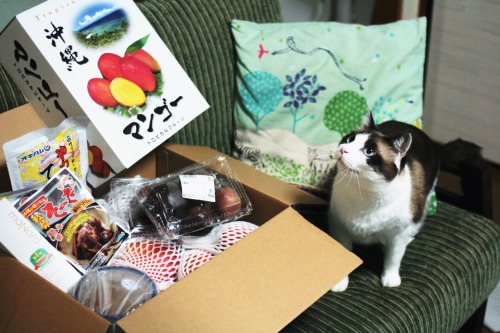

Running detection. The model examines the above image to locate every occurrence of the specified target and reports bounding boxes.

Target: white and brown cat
[328,111,440,292]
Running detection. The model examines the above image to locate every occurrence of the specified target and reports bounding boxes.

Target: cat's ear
[392,133,412,158]
[360,110,378,130]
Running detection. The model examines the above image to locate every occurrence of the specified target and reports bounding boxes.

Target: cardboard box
[0,105,362,332]
[0,0,209,188]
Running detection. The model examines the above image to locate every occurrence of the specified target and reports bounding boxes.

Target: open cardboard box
[0,104,362,332]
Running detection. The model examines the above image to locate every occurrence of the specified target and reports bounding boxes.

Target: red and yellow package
[3,117,89,190]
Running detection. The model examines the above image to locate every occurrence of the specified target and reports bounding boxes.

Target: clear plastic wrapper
[0,184,43,206]
[2,116,89,190]
[73,266,158,322]
[135,156,252,239]
[106,177,155,233]
[14,168,129,273]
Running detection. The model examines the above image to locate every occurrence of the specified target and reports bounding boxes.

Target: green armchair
[1,0,499,332]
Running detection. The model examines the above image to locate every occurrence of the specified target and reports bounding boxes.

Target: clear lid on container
[135,156,252,239]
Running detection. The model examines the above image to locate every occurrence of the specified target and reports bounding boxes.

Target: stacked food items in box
[0,118,255,322]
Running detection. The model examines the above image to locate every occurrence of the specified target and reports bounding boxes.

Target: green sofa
[1,0,499,332]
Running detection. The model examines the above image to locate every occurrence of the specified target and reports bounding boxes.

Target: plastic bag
[3,116,89,190]
[73,266,158,322]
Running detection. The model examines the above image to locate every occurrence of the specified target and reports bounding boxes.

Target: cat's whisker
[334,167,350,187]
[355,173,363,198]
[343,169,355,189]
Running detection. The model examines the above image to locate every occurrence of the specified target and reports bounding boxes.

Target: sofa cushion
[231,18,427,197]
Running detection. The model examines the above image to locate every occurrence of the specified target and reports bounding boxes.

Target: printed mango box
[0,0,209,188]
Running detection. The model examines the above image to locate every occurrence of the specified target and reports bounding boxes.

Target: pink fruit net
[110,237,182,291]
[177,249,215,280]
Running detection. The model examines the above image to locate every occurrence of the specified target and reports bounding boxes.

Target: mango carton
[0,0,209,189]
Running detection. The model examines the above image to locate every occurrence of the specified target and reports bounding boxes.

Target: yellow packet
[3,117,89,190]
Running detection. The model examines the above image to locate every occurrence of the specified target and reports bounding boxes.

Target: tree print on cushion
[324,90,369,136]
[240,71,282,131]
[283,69,326,133]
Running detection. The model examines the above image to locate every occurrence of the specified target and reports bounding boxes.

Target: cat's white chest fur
[329,170,416,245]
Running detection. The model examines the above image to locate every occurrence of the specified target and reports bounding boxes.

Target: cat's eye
[346,135,355,143]
[363,148,375,157]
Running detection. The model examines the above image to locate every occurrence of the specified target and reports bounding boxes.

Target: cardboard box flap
[118,207,362,332]
[0,255,109,333]
[161,144,328,207]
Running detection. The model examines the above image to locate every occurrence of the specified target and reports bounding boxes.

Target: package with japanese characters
[0,0,209,189]
[0,167,129,292]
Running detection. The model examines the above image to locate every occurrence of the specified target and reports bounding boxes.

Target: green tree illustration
[324,91,369,136]
[240,71,283,131]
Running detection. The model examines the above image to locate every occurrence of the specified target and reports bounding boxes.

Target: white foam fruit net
[182,221,259,254]
[177,249,215,280]
[177,221,258,279]
[110,238,183,291]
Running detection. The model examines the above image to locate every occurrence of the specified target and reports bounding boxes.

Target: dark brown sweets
[73,217,113,260]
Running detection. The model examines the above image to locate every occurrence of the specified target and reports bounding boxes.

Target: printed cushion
[232,18,428,198]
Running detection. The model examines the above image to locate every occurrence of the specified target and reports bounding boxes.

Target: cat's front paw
[381,272,401,287]
[331,276,349,292]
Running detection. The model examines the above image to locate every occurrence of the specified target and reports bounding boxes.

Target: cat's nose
[340,147,348,154]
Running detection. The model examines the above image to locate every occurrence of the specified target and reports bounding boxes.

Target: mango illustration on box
[87,34,163,117]
[87,142,117,178]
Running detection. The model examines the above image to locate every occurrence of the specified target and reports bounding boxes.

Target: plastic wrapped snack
[3,116,89,190]
[135,156,252,239]
[15,168,129,273]
[73,266,158,322]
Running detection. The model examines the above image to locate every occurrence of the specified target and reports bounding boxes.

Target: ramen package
[3,116,89,191]
[15,168,129,273]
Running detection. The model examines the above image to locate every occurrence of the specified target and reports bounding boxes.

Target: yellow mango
[88,150,93,166]
[110,78,146,107]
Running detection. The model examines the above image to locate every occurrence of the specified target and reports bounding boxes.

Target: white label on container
[179,175,215,202]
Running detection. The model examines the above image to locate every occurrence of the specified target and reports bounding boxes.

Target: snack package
[15,168,129,273]
[73,266,158,322]
[3,116,89,191]
[135,156,253,239]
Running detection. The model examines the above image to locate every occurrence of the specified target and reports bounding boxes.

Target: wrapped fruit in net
[110,237,182,291]
[177,249,216,280]
[182,221,258,254]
